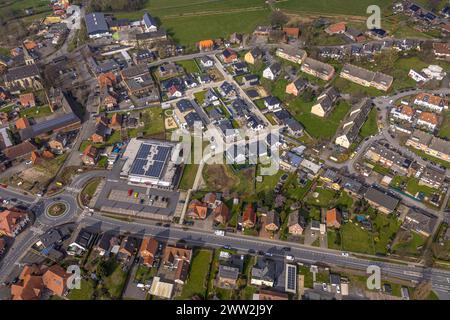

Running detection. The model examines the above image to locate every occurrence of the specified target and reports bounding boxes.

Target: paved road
[80,214,450,296]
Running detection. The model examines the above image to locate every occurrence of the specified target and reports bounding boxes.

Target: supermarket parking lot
[94,179,182,217]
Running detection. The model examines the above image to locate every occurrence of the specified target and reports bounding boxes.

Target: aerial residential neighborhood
[0,0,449,307]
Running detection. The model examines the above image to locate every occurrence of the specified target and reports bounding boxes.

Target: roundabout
[46,202,68,217]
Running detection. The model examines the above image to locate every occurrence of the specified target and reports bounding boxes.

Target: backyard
[286,98,351,140]
[178,249,213,300]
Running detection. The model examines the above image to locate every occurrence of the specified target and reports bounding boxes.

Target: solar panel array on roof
[129,142,172,179]
[285,264,297,293]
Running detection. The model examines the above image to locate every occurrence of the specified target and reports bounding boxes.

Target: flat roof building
[121,138,183,187]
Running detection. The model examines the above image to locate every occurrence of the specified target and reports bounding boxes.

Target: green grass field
[393,231,427,257]
[19,105,52,119]
[115,0,269,48]
[359,108,378,138]
[67,279,96,300]
[178,249,212,300]
[128,107,165,138]
[275,0,393,16]
[286,99,351,140]
[306,186,337,207]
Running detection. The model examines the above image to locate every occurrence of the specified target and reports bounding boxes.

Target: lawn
[255,166,284,193]
[298,266,314,288]
[19,105,52,118]
[275,0,393,16]
[371,213,401,255]
[178,163,199,190]
[102,261,128,299]
[80,178,102,205]
[335,191,353,209]
[339,221,375,255]
[284,177,312,201]
[134,265,157,283]
[128,107,165,138]
[178,249,213,300]
[286,98,351,140]
[79,140,104,152]
[359,108,378,138]
[393,231,427,257]
[438,114,450,140]
[177,59,200,74]
[306,186,336,207]
[333,77,386,97]
[391,176,440,198]
[203,164,255,197]
[67,279,96,300]
[193,90,206,106]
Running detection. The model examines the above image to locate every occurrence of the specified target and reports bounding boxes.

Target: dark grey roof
[85,12,109,36]
[39,229,64,248]
[122,64,149,78]
[73,229,94,249]
[5,64,40,82]
[19,112,80,140]
[264,96,281,106]
[218,264,240,280]
[143,12,157,29]
[185,111,203,128]
[136,29,167,40]
[252,257,276,282]
[285,118,303,133]
[364,187,399,212]
[176,99,194,113]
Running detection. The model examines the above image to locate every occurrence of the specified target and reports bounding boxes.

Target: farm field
[274,0,393,16]
[115,0,270,48]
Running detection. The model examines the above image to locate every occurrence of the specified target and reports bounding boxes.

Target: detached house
[48,135,67,154]
[162,245,192,284]
[326,208,342,229]
[19,93,36,107]
[263,63,281,81]
[222,48,238,64]
[0,208,30,237]
[244,47,263,65]
[81,145,99,166]
[186,199,208,220]
[288,211,306,236]
[264,211,280,233]
[11,264,69,300]
[286,78,308,96]
[213,202,230,225]
[311,87,339,117]
[251,257,276,287]
[242,204,256,229]
[264,96,281,111]
[139,236,159,267]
